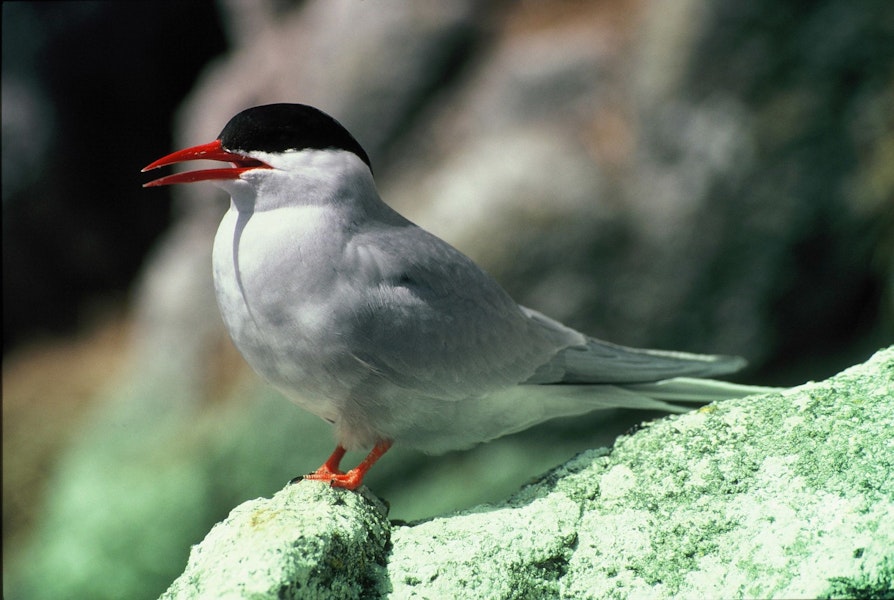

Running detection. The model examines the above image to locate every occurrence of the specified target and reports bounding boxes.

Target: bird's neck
[225,154,385,219]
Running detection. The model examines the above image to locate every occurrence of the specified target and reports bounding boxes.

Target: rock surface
[162,347,894,599]
[159,486,390,600]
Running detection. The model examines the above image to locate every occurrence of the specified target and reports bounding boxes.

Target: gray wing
[520,307,747,384]
[343,222,578,399]
[344,220,745,400]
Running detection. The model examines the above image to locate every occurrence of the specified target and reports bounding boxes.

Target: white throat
[215,149,377,215]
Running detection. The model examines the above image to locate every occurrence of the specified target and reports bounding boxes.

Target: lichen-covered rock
[388,349,894,599]
[160,484,390,600]
[161,347,893,599]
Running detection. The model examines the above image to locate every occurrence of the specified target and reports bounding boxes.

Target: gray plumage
[144,104,769,484]
[209,148,760,453]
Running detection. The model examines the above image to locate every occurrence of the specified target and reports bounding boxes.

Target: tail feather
[623,377,779,403]
[526,337,747,385]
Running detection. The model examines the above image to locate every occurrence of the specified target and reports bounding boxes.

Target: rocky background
[3,1,892,599]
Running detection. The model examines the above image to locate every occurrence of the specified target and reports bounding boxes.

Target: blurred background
[3,1,892,598]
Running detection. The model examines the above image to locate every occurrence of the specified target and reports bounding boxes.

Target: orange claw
[299,440,393,491]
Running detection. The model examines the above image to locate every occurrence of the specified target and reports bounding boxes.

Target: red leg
[301,440,393,491]
[320,445,347,474]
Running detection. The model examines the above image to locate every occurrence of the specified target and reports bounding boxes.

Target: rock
[159,485,390,600]
[161,347,893,599]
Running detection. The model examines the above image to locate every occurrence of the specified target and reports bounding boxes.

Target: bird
[143,103,767,490]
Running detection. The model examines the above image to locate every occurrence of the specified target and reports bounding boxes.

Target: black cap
[218,104,372,171]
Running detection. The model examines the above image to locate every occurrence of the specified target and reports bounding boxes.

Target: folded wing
[345,220,747,400]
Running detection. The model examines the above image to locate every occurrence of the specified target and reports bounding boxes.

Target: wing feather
[342,220,746,400]
[343,222,574,399]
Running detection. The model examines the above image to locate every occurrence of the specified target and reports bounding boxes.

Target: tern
[143,103,766,490]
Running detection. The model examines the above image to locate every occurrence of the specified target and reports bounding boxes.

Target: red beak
[141,140,271,187]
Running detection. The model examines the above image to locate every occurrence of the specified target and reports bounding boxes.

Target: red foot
[299,440,393,491]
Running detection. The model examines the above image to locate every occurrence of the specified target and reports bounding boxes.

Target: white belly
[211,205,359,422]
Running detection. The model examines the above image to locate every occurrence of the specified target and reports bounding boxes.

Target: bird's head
[142,103,373,192]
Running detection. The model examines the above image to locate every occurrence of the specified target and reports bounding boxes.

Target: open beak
[141,140,271,187]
